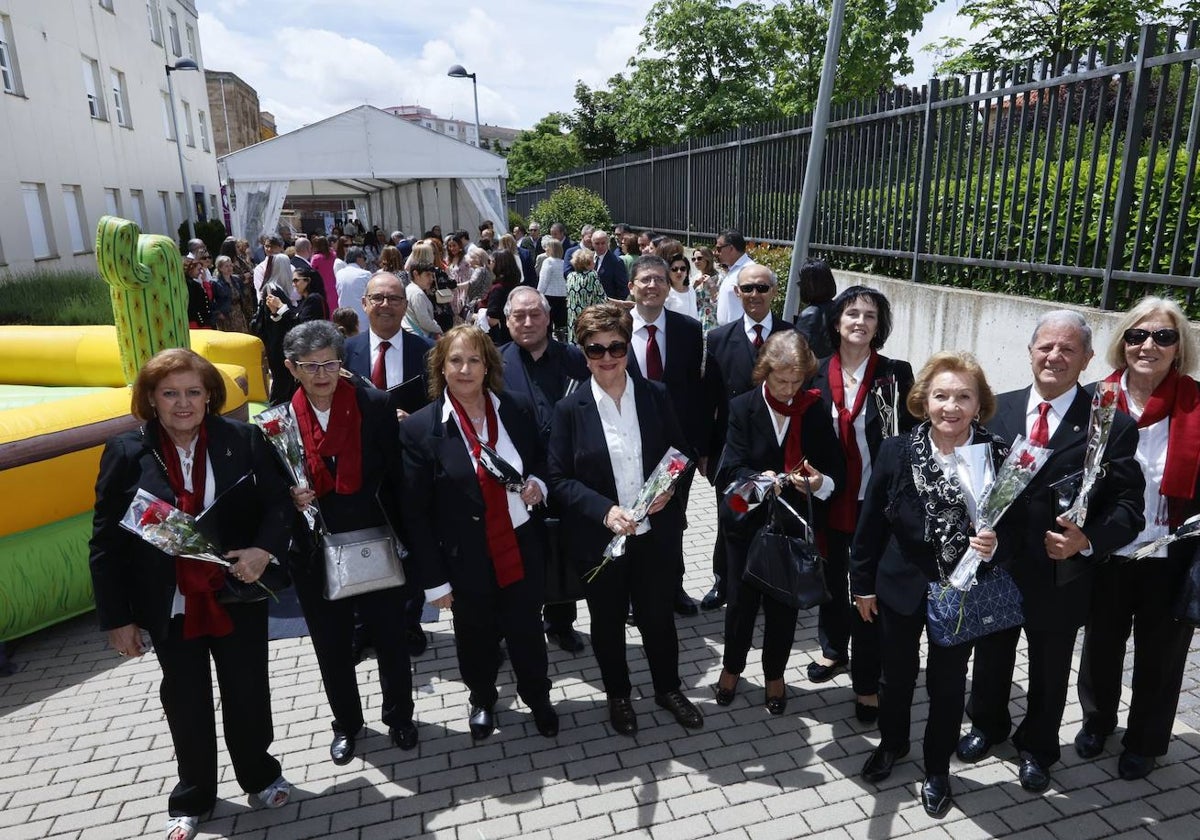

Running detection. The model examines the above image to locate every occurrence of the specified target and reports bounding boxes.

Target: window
[62,185,89,254]
[161,92,175,140]
[111,69,131,127]
[1,14,23,95]
[185,24,196,60]
[104,188,121,217]
[168,11,181,57]
[21,183,55,259]
[159,190,172,232]
[198,110,210,152]
[182,100,194,147]
[130,189,146,230]
[83,57,106,120]
[147,1,163,45]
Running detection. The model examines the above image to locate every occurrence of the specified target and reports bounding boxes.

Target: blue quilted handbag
[926,566,1023,647]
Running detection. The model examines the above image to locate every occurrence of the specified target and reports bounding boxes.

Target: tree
[505,113,584,192]
[528,186,612,240]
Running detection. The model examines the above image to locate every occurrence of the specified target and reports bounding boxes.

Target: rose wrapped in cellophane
[254,404,318,530]
[724,473,784,515]
[871,374,901,439]
[1062,381,1119,526]
[1130,513,1200,560]
[585,447,693,581]
[947,436,1053,591]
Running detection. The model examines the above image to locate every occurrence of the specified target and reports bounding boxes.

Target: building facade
[205,69,261,157]
[0,0,220,274]
[384,104,520,152]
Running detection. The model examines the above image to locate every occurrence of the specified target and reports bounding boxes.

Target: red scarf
[291,378,364,497]
[1105,368,1200,526]
[158,422,232,640]
[448,392,525,587]
[764,385,822,472]
[828,350,879,533]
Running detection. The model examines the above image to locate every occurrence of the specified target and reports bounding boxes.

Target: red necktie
[371,340,391,389]
[645,324,663,381]
[752,324,764,349]
[1030,401,1051,447]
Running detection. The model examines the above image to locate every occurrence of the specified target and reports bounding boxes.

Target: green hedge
[0,270,114,326]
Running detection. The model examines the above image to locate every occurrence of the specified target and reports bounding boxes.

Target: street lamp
[447,64,481,148]
[166,58,199,241]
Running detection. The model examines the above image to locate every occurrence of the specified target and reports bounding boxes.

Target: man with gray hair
[591,229,629,300]
[335,247,371,327]
[562,224,595,277]
[954,308,1144,797]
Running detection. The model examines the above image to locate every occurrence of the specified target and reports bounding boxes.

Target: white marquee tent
[218,105,509,241]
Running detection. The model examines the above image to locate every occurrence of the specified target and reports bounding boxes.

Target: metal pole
[166,67,194,242]
[783,0,846,321]
[471,74,481,148]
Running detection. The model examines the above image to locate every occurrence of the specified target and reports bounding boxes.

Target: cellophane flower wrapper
[254,405,318,530]
[947,436,1053,591]
[1062,381,1118,526]
[724,473,783,515]
[871,375,901,439]
[585,448,692,581]
[1130,513,1200,560]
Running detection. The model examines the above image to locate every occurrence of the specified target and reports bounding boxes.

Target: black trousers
[153,602,281,817]
[712,486,727,584]
[585,531,681,698]
[722,531,799,680]
[967,623,1078,767]
[818,528,882,695]
[292,564,414,736]
[878,599,973,775]
[1078,558,1195,756]
[543,600,577,631]
[451,524,551,710]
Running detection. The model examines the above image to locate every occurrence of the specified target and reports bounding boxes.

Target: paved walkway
[3,491,1200,840]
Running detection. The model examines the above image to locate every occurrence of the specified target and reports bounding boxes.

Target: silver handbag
[321,525,407,600]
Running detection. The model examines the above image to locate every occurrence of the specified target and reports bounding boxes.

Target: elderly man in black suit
[625,254,713,616]
[956,310,1145,793]
[592,230,629,301]
[700,264,792,609]
[500,286,589,653]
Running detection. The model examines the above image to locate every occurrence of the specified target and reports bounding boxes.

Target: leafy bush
[178,218,229,255]
[528,186,612,240]
[507,208,526,233]
[0,270,114,326]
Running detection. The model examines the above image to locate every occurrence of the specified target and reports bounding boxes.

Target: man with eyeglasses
[714,229,756,326]
[626,255,713,616]
[335,246,372,328]
[700,264,792,609]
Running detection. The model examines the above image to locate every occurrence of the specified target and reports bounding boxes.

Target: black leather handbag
[744,490,830,610]
[926,565,1023,647]
[1173,555,1200,626]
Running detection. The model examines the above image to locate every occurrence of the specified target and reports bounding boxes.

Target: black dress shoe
[700,584,726,610]
[674,589,699,617]
[1073,729,1106,760]
[955,730,994,763]
[921,775,953,817]
[861,744,909,783]
[545,626,585,654]
[468,705,495,740]
[531,704,559,738]
[390,722,418,751]
[1018,755,1051,792]
[330,732,356,765]
[1117,751,1156,780]
[806,659,848,683]
[713,674,739,706]
[656,690,704,729]
[406,627,428,657]
[855,701,879,724]
[765,687,788,716]
[608,697,638,736]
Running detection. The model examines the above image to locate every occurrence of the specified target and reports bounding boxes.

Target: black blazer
[596,250,629,300]
[704,316,794,474]
[715,388,846,538]
[89,415,292,639]
[809,353,917,466]
[987,385,1145,630]
[343,329,433,414]
[547,376,691,572]
[398,391,546,602]
[499,339,588,437]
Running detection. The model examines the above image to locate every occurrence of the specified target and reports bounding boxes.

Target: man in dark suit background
[500,287,589,653]
[592,230,629,300]
[562,225,594,276]
[625,254,713,616]
[290,237,326,300]
[518,221,543,257]
[701,264,791,609]
[956,310,1145,793]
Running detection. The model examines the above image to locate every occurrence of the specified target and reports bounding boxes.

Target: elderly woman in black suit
[283,320,418,766]
[808,284,916,723]
[89,349,292,840]
[850,351,1006,817]
[399,324,558,741]
[714,331,844,714]
[548,303,704,736]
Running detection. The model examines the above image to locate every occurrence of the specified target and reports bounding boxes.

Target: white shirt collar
[727,253,753,273]
[591,372,633,407]
[631,307,667,333]
[743,312,774,335]
[1026,385,1077,418]
[369,329,401,352]
[440,390,500,423]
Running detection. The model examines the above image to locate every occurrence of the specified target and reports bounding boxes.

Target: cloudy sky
[199,0,972,136]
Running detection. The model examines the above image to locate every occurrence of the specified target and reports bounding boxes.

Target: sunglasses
[670,265,689,273]
[583,340,629,360]
[738,283,772,295]
[1123,328,1180,347]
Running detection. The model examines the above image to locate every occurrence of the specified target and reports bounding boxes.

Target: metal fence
[510,22,1200,310]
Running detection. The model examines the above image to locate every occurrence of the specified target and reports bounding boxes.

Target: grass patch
[0,270,114,326]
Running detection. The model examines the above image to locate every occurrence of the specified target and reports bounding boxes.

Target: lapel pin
[226,448,232,457]
[1073,426,1080,433]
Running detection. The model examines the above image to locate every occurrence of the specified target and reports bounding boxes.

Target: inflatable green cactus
[95,215,189,384]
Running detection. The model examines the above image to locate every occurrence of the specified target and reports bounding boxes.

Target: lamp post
[447,64,481,148]
[166,58,199,241]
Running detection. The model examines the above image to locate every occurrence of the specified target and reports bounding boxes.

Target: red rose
[1017,450,1036,469]
[728,494,750,514]
[1099,388,1117,408]
[139,499,173,527]
[668,456,688,475]
[262,419,283,436]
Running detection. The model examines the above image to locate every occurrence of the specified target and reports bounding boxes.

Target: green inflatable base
[0,512,95,642]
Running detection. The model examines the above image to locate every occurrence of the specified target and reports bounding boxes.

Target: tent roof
[218,105,507,188]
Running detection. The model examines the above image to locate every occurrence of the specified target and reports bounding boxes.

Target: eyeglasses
[365,293,405,306]
[583,340,629,360]
[715,243,732,251]
[293,360,342,375]
[1124,327,1180,347]
[738,283,772,295]
[670,265,689,273]
[634,274,668,286]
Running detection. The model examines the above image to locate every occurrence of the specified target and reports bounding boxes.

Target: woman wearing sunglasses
[548,304,704,737]
[1074,297,1200,781]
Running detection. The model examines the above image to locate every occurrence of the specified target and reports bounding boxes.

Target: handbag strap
[771,478,816,544]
